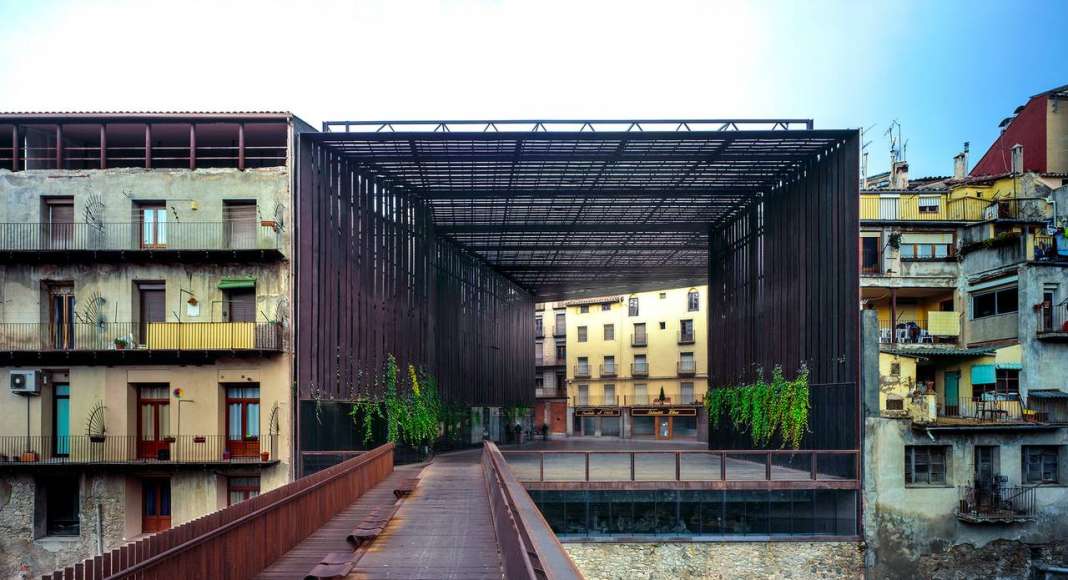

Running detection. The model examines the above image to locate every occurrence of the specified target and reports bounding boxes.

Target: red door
[549,401,567,434]
[137,385,170,460]
[225,385,261,458]
[142,478,171,533]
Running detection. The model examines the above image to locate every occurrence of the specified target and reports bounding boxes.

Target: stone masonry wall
[564,542,864,580]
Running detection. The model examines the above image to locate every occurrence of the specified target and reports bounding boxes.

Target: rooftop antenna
[860,123,876,189]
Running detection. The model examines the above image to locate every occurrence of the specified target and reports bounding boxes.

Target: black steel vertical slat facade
[295,141,534,408]
[707,134,859,451]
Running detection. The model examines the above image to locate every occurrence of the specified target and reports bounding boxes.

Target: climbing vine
[349,354,443,447]
[705,364,810,449]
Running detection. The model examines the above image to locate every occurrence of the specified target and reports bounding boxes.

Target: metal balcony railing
[573,364,591,378]
[0,434,278,465]
[571,395,618,407]
[631,333,648,347]
[958,483,1037,523]
[627,393,703,406]
[600,363,617,377]
[631,362,649,377]
[939,397,1037,424]
[553,324,566,337]
[0,322,283,352]
[677,360,697,376]
[1038,304,1068,335]
[878,318,960,345]
[678,330,695,344]
[0,222,280,253]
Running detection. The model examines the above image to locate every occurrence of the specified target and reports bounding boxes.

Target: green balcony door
[944,371,960,416]
[53,384,70,456]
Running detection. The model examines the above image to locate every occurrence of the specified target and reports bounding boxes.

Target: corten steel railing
[0,322,282,352]
[482,442,585,580]
[39,443,394,580]
[958,484,1037,522]
[500,450,859,485]
[0,222,279,252]
[0,435,278,465]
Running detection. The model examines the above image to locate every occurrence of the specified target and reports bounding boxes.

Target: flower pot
[163,436,176,444]
[260,451,270,462]
[222,451,232,460]
[193,435,206,443]
[20,451,39,463]
[89,434,106,443]
[261,220,278,229]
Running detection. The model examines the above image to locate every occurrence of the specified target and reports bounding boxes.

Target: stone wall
[563,542,864,580]
[0,473,127,580]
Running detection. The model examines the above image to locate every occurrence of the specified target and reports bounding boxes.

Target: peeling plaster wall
[863,417,1068,579]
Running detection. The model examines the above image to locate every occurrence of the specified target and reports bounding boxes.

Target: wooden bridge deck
[254,464,424,580]
[351,448,503,579]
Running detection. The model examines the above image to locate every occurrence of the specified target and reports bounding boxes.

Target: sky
[0,0,1066,178]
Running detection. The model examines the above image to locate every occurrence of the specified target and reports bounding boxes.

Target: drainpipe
[96,502,104,555]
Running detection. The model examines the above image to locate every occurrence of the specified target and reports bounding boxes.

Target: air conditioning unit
[10,370,44,395]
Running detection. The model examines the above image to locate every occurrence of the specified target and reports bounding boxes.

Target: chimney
[891,161,909,189]
[953,142,970,179]
[1011,143,1024,175]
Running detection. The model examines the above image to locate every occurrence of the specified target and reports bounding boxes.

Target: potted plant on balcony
[260,451,270,462]
[20,450,39,462]
[113,336,129,350]
[163,435,176,444]
[193,435,206,443]
[656,387,667,404]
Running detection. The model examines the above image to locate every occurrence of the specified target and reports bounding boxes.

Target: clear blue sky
[0,0,1065,177]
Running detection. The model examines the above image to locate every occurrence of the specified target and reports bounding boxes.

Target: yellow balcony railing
[861,194,987,222]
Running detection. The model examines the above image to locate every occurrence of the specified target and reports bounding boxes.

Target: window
[555,340,565,360]
[633,354,648,374]
[905,446,948,485]
[535,341,543,364]
[659,321,666,330]
[681,382,695,404]
[554,312,565,334]
[680,319,695,342]
[628,297,639,316]
[52,383,70,456]
[601,303,611,311]
[977,368,1019,399]
[223,287,256,322]
[972,286,1018,319]
[603,384,615,403]
[687,290,699,312]
[659,292,667,299]
[603,324,615,341]
[137,203,168,248]
[861,236,880,273]
[885,398,904,411]
[577,326,588,342]
[918,196,940,213]
[579,305,590,313]
[535,376,544,389]
[227,477,261,506]
[1023,446,1059,484]
[679,352,695,373]
[634,383,648,404]
[899,232,952,259]
[633,323,647,344]
[38,477,80,537]
[137,385,170,460]
[225,385,260,457]
[577,384,589,405]
[603,355,616,374]
[223,200,257,249]
[535,317,543,336]
[577,357,589,374]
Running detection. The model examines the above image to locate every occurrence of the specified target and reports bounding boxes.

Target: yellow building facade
[564,286,708,440]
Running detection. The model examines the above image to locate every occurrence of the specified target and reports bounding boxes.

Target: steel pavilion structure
[294,117,858,476]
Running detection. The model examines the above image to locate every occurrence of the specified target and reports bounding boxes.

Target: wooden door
[656,416,673,440]
[137,385,170,460]
[224,288,256,322]
[142,479,172,533]
[138,284,165,345]
[224,201,257,249]
[549,401,567,434]
[48,285,75,350]
[225,385,260,458]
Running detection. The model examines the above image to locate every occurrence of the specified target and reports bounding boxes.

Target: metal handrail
[0,434,278,464]
[0,321,283,351]
[0,222,279,252]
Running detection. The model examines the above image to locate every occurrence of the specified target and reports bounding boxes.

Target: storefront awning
[218,277,256,290]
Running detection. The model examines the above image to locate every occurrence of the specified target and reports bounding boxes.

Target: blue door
[944,372,960,417]
[53,384,70,456]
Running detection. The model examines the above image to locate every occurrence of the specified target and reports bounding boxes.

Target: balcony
[915,396,1055,432]
[957,483,1037,523]
[571,395,618,407]
[600,363,618,378]
[678,330,695,345]
[631,333,648,347]
[573,364,591,379]
[627,393,703,406]
[878,316,960,346]
[0,222,282,263]
[536,385,566,399]
[553,323,566,338]
[1037,304,1068,342]
[677,360,697,376]
[0,435,279,466]
[631,362,649,377]
[860,194,987,222]
[0,321,283,364]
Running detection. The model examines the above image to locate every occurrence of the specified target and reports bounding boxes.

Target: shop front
[573,407,622,437]
[629,406,699,440]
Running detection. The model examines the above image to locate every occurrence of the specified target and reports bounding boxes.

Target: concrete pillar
[862,309,881,418]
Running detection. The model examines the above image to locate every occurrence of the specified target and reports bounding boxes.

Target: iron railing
[626,394,703,406]
[0,222,279,252]
[1038,304,1068,335]
[39,444,393,580]
[631,362,649,377]
[0,321,283,352]
[940,397,1031,423]
[482,442,585,580]
[630,333,648,347]
[677,360,697,376]
[573,364,591,378]
[0,434,278,465]
[878,317,960,345]
[500,449,859,484]
[571,395,619,407]
[958,484,1037,522]
[600,363,618,377]
[678,330,696,344]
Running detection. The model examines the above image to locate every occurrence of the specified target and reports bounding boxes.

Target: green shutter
[971,364,996,385]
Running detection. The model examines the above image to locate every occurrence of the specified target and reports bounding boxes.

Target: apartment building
[534,302,568,436]
[0,113,307,575]
[560,286,708,440]
[861,85,1068,576]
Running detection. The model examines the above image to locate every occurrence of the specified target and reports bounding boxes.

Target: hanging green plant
[350,397,382,445]
[705,364,810,449]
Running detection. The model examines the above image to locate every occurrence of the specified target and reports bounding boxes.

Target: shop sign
[575,407,621,417]
[630,406,697,417]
